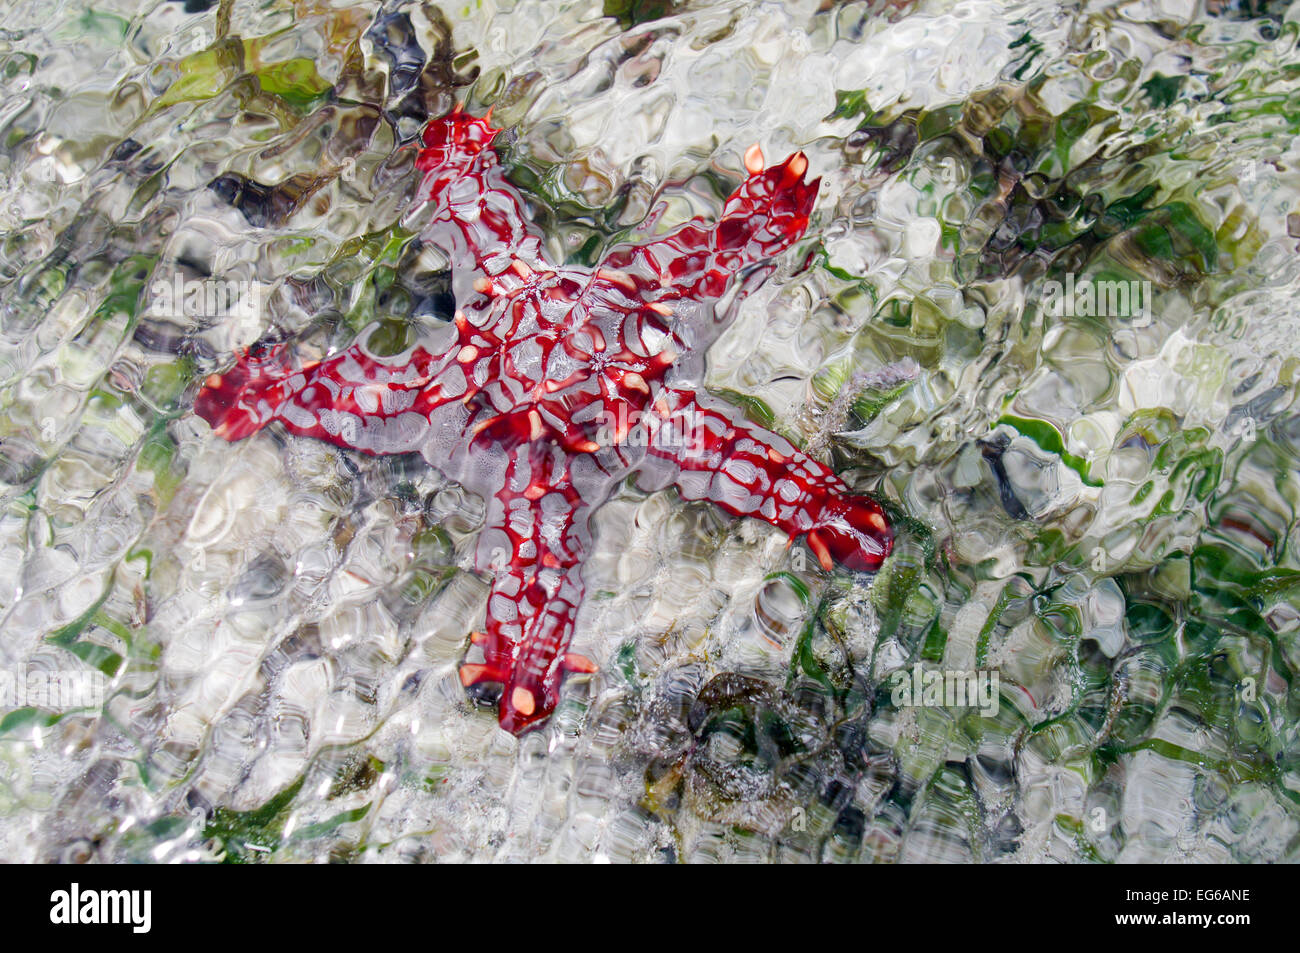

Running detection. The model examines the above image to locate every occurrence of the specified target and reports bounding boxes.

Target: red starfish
[194,108,893,735]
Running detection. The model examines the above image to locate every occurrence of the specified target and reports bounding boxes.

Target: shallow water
[1,0,1299,863]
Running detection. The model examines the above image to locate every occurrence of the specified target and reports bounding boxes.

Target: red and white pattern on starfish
[194,107,893,735]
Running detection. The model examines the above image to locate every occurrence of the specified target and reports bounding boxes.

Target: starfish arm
[596,150,820,304]
[193,327,466,455]
[645,388,893,571]
[460,443,595,734]
[409,110,549,309]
